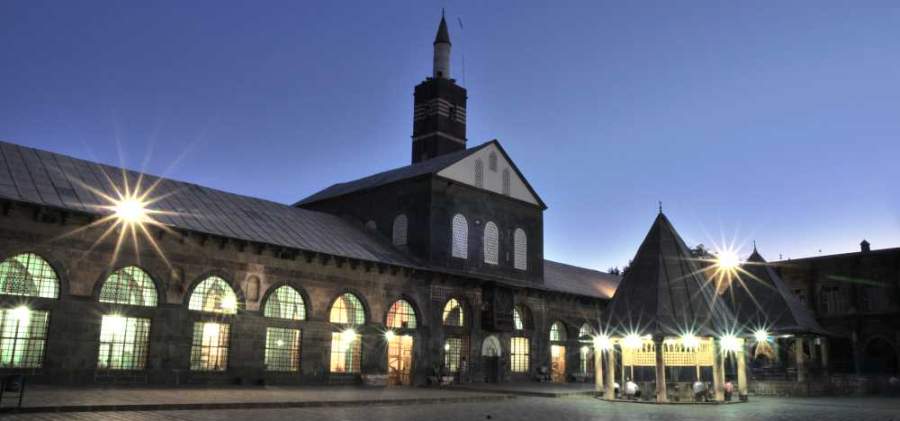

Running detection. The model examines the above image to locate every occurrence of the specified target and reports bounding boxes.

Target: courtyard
[3,395,899,421]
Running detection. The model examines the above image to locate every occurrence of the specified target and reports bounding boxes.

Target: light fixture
[753,329,769,343]
[220,295,237,312]
[341,328,357,344]
[681,332,700,349]
[11,306,30,324]
[112,196,148,226]
[385,330,396,341]
[105,314,127,335]
[202,322,220,339]
[720,334,741,353]
[623,333,643,349]
[444,343,450,351]
[593,334,612,351]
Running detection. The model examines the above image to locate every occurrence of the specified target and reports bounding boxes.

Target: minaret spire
[433,12,451,78]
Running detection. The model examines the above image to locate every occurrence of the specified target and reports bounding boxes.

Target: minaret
[411,13,468,164]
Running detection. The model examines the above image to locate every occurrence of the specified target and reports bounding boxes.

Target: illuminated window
[392,214,408,246]
[330,330,361,373]
[442,298,464,327]
[513,228,527,270]
[329,293,365,325]
[0,308,49,368]
[513,306,527,331]
[264,286,306,320]
[265,327,300,372]
[190,322,230,371]
[188,277,238,315]
[99,266,158,307]
[474,159,484,188]
[579,345,593,374]
[578,323,593,341]
[443,337,468,373]
[0,253,60,298]
[488,152,498,172]
[550,322,566,342]
[483,221,499,265]
[97,315,151,370]
[511,337,529,373]
[386,299,416,329]
[451,214,468,259]
[502,169,511,195]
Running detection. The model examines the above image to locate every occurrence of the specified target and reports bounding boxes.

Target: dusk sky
[2,1,899,271]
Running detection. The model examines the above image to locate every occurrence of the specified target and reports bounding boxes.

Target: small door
[551,345,566,383]
[483,356,500,383]
[387,335,414,385]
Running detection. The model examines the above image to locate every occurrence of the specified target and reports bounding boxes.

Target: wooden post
[654,336,668,403]
[712,338,725,401]
[795,336,807,383]
[737,339,748,400]
[594,343,603,393]
[604,346,616,400]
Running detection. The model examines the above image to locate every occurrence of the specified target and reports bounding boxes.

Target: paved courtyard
[4,396,899,421]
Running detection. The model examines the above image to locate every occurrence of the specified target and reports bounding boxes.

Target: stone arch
[863,336,898,374]
[482,335,502,357]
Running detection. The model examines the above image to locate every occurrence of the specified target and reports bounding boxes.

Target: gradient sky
[2,1,899,271]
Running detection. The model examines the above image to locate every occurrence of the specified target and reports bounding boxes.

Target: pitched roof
[294,141,490,206]
[434,15,451,45]
[606,213,734,337]
[0,141,419,268]
[543,260,620,299]
[730,248,828,336]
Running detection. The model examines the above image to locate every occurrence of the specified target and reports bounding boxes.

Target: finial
[658,201,663,214]
[442,8,445,18]
[753,240,757,251]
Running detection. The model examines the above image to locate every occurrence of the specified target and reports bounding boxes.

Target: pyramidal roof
[606,213,734,337]
[434,14,451,45]
[731,247,828,335]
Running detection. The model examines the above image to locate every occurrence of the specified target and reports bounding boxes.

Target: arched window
[451,214,468,259]
[514,228,527,270]
[0,253,60,298]
[578,323,593,341]
[474,159,484,188]
[99,266,158,307]
[442,298,464,327]
[513,306,526,331]
[329,293,365,325]
[264,286,306,320]
[386,299,417,329]
[392,214,408,246]
[511,305,530,373]
[188,276,238,315]
[483,221,499,265]
[488,152,498,172]
[502,168,511,195]
[550,322,566,342]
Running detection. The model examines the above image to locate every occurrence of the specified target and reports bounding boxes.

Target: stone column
[594,345,603,393]
[712,338,725,401]
[736,339,748,400]
[795,337,808,383]
[604,346,616,400]
[654,336,668,403]
[820,337,830,376]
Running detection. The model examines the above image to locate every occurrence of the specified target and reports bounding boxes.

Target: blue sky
[2,1,899,271]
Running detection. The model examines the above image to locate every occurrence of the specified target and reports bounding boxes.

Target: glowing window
[392,214,408,246]
[0,308,49,368]
[579,345,593,374]
[442,298,464,327]
[386,299,417,329]
[97,315,151,370]
[190,322,230,371]
[99,266,158,307]
[550,322,566,342]
[488,152,498,172]
[443,337,468,372]
[474,159,484,188]
[514,228,527,270]
[264,286,306,320]
[330,330,361,373]
[513,307,525,331]
[511,337,529,373]
[329,293,365,325]
[188,277,238,315]
[483,221,499,265]
[578,323,593,341]
[265,327,301,372]
[502,168,511,195]
[0,253,60,298]
[451,214,468,259]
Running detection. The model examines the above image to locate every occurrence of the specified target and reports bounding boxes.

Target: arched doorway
[863,338,898,375]
[482,335,502,383]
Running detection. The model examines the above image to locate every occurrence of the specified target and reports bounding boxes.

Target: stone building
[0,16,619,386]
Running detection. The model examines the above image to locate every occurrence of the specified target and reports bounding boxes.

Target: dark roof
[606,213,734,337]
[0,141,419,268]
[434,15,451,45]
[729,248,828,336]
[543,260,620,299]
[775,246,900,264]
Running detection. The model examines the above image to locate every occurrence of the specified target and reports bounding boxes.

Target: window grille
[488,152,498,172]
[0,308,49,368]
[97,315,151,370]
[579,345,593,374]
[264,286,306,320]
[443,336,468,373]
[392,214,408,246]
[502,169,511,195]
[188,277,238,315]
[474,159,484,188]
[511,337,529,373]
[578,323,593,340]
[451,214,468,259]
[513,228,527,270]
[442,298,464,327]
[99,266,158,307]
[386,300,417,329]
[0,253,60,298]
[483,221,499,264]
[330,331,361,373]
[329,293,365,325]
[190,322,230,371]
[550,322,566,342]
[265,327,301,372]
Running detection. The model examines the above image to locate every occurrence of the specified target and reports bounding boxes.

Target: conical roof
[729,247,828,336]
[434,15,451,45]
[607,213,734,337]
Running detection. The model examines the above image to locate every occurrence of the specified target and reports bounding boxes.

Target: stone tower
[411,13,468,164]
